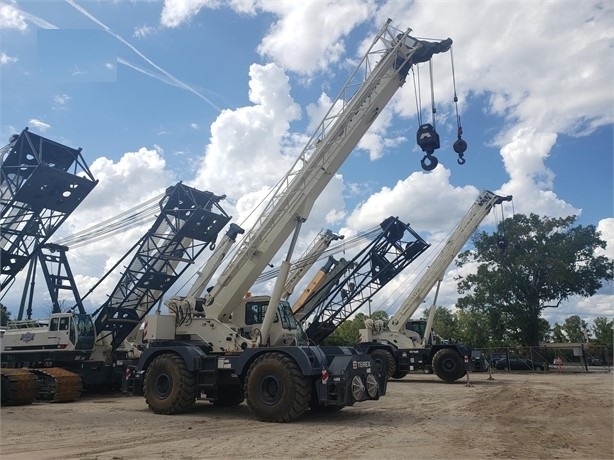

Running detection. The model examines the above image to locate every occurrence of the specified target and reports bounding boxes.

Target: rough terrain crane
[1,182,231,405]
[357,190,512,381]
[134,20,458,423]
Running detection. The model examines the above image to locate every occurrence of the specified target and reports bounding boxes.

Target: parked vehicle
[495,357,544,371]
[589,356,605,366]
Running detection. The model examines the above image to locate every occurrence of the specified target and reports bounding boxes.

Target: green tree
[370,310,389,322]
[456,213,613,346]
[431,306,458,340]
[322,311,390,346]
[0,303,11,326]
[455,308,490,347]
[562,315,590,342]
[592,316,613,346]
[551,322,567,342]
[322,313,369,346]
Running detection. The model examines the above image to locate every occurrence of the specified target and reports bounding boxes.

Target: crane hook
[453,135,467,166]
[420,154,438,171]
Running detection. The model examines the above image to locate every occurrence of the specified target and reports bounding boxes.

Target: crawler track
[31,367,82,402]
[1,368,38,406]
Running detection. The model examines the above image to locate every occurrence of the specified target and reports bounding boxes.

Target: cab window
[59,317,69,331]
[50,318,59,331]
[245,301,278,325]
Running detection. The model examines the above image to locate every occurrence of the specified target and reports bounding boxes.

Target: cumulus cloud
[159,0,374,75]
[392,1,611,212]
[345,166,479,234]
[192,62,300,199]
[596,218,614,260]
[160,0,218,28]
[255,1,374,75]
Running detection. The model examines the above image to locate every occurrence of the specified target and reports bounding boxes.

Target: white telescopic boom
[388,190,512,333]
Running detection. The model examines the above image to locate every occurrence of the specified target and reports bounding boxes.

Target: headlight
[366,374,379,399]
[351,375,365,401]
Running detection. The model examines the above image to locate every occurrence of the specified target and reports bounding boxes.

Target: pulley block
[416,123,440,155]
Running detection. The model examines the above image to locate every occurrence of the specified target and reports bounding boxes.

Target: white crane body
[136,20,466,422]
[358,190,512,381]
[155,20,425,353]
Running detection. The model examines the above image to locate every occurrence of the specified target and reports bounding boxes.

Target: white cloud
[160,0,220,28]
[0,51,17,64]
[596,218,614,260]
[192,62,300,199]
[28,118,50,132]
[344,166,479,234]
[0,2,27,30]
[133,24,155,38]
[255,1,375,75]
[159,0,374,75]
[53,93,71,105]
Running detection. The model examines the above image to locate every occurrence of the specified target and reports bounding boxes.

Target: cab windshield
[244,300,308,344]
[74,314,96,351]
[277,301,308,345]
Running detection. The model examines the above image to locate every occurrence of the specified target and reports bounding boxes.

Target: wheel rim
[442,358,456,372]
[351,375,365,401]
[259,373,282,405]
[366,374,379,399]
[154,373,172,399]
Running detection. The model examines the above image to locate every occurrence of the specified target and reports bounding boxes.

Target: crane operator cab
[48,313,96,352]
[238,295,308,347]
[1,312,96,360]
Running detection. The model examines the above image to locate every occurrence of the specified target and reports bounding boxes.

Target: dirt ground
[1,370,612,460]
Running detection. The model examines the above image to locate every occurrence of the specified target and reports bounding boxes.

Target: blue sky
[1,0,612,331]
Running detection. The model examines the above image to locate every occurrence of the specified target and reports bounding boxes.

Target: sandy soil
[1,370,612,460]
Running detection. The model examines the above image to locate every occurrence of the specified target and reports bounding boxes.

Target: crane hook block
[453,138,467,155]
[416,123,440,155]
[420,154,438,171]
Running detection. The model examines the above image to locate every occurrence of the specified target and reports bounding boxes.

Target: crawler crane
[293,216,429,344]
[1,183,230,405]
[134,20,459,423]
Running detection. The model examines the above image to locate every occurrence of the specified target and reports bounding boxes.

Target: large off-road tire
[370,348,396,379]
[144,353,197,414]
[432,348,466,382]
[245,352,311,423]
[212,386,245,406]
